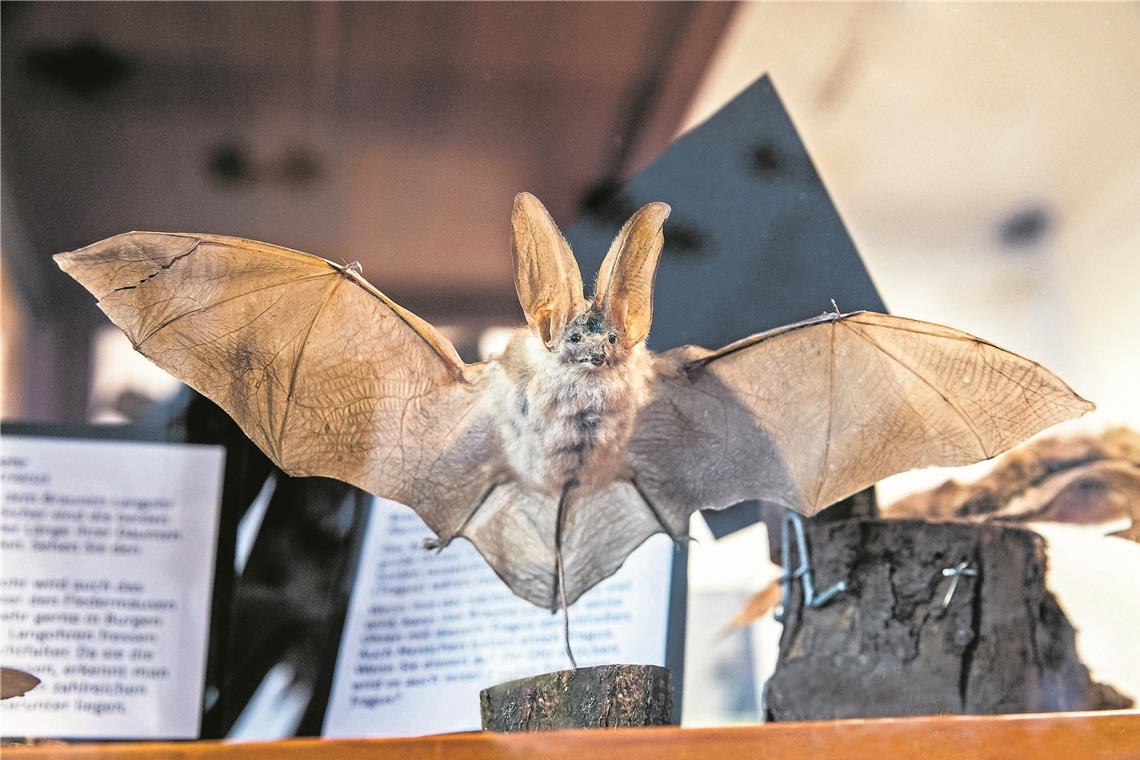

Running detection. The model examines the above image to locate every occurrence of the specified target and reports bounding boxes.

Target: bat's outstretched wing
[56,233,501,541]
[628,310,1094,531]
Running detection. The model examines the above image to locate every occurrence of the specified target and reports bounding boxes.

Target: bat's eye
[569,333,582,343]
[608,334,617,345]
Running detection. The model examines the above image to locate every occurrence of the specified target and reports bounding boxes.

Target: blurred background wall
[1,0,732,421]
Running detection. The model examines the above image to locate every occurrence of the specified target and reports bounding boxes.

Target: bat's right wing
[56,233,502,542]
[628,310,1094,533]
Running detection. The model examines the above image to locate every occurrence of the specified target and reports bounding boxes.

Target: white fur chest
[493,332,653,494]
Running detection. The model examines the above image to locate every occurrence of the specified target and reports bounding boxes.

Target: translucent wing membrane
[630,310,1094,520]
[56,233,500,543]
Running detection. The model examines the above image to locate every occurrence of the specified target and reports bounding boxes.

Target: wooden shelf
[8,710,1139,760]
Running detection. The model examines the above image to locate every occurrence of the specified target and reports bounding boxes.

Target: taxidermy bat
[56,193,1092,659]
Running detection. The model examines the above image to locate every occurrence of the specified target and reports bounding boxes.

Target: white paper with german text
[1,436,225,739]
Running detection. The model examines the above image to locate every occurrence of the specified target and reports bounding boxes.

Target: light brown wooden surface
[6,710,1139,760]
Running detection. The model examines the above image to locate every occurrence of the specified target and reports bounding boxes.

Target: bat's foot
[422,536,450,552]
[336,259,363,275]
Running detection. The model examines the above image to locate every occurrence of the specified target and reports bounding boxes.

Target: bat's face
[557,308,626,369]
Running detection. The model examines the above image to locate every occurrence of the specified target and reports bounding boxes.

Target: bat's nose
[589,351,605,366]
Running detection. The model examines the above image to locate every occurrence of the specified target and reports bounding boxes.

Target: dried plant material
[888,428,1140,541]
[56,193,1094,615]
[1,668,41,700]
[721,579,782,637]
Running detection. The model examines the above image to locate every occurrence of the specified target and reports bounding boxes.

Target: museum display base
[4,711,1137,759]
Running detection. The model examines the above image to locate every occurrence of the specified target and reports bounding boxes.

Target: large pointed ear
[593,201,670,347]
[511,192,586,348]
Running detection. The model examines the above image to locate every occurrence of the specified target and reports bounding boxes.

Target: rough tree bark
[480,664,673,732]
[764,519,1131,720]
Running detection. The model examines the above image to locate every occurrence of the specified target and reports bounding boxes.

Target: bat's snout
[589,350,605,367]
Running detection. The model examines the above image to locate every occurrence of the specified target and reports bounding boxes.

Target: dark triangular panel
[564,74,886,539]
[565,74,885,352]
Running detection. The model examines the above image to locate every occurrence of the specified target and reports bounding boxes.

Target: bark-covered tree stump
[480,664,673,732]
[764,519,1130,720]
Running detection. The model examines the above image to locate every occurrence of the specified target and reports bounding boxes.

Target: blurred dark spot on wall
[277,148,322,189]
[207,143,322,189]
[207,143,256,187]
[579,180,634,227]
[578,181,706,258]
[24,39,131,100]
[748,142,784,178]
[999,205,1052,249]
[661,222,707,259]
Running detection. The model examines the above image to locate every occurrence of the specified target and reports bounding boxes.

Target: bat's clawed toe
[422,536,448,552]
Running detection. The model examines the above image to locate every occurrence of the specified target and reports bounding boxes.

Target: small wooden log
[480,664,673,732]
[763,519,1130,720]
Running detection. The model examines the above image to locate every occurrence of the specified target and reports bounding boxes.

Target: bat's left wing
[55,233,502,543]
[628,310,1094,533]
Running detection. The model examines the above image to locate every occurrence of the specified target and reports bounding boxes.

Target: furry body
[492,318,656,497]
